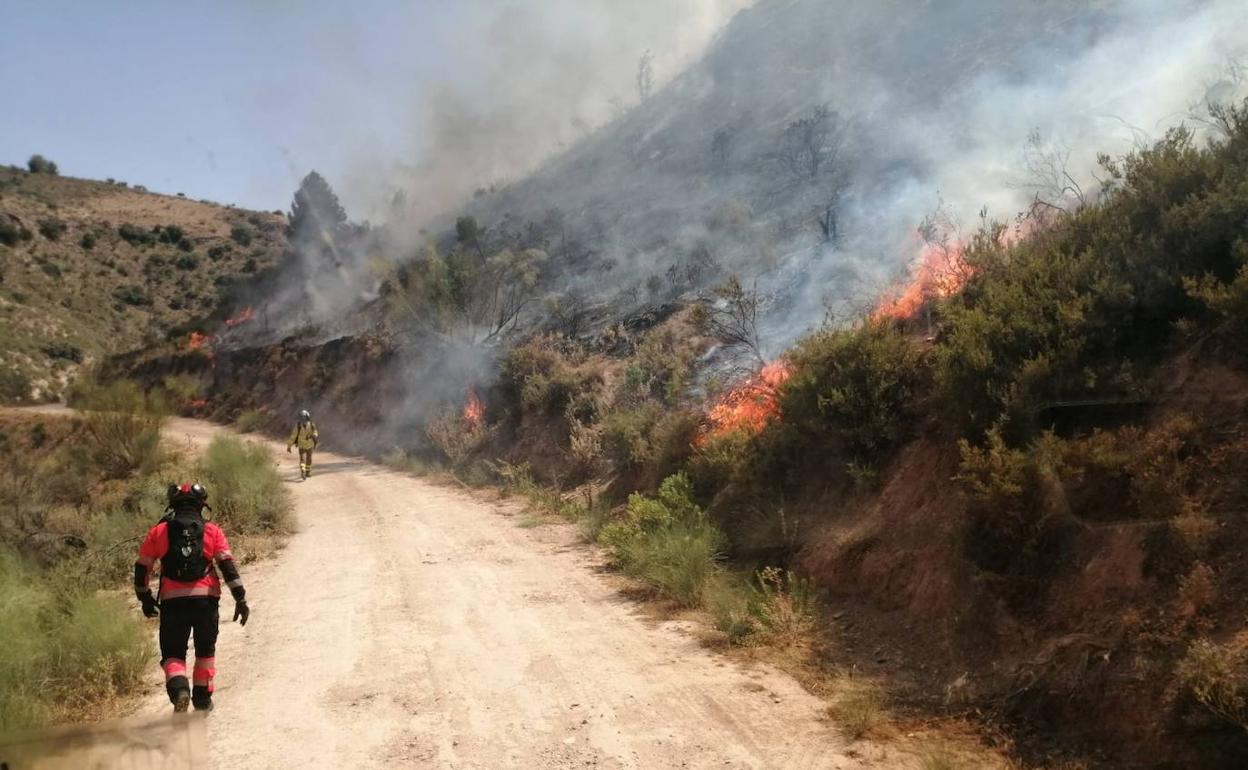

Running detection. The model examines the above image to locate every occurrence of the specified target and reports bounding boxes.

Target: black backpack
[161,510,210,583]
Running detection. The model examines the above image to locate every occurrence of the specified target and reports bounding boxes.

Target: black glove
[138,593,160,618]
[233,600,250,626]
[286,445,292,453]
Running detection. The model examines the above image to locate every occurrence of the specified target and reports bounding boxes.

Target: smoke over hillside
[244,0,1247,385]
[344,0,755,225]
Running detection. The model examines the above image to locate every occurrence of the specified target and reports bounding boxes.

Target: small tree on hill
[288,171,347,242]
[637,50,655,103]
[27,154,58,175]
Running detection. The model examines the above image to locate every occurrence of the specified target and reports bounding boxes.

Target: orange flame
[185,398,208,410]
[873,240,973,322]
[225,306,255,327]
[188,331,212,351]
[698,361,791,445]
[463,389,485,429]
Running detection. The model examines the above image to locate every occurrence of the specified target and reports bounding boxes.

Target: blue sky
[0,1,464,213]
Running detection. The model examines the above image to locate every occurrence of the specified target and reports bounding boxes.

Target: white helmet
[299,409,311,421]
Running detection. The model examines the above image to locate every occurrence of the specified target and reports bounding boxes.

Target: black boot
[192,685,214,712]
[167,676,191,713]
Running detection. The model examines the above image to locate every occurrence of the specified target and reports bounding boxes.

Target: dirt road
[135,418,879,769]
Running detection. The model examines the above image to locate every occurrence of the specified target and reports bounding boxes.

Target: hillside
[0,165,286,401]
[98,1,1248,767]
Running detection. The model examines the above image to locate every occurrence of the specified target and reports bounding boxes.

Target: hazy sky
[1,1,464,213]
[1,0,749,219]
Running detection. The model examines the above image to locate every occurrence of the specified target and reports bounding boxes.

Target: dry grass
[829,678,886,740]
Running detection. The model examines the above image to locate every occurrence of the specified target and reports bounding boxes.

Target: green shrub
[41,341,83,363]
[502,335,602,419]
[174,253,199,270]
[207,244,231,261]
[830,680,885,740]
[687,428,752,498]
[782,320,927,463]
[936,116,1248,437]
[112,284,152,306]
[599,473,724,606]
[1177,636,1248,730]
[79,231,96,250]
[600,403,663,468]
[380,447,433,476]
[158,225,184,244]
[0,367,31,402]
[425,408,488,466]
[37,218,67,241]
[230,224,254,246]
[955,427,1046,572]
[117,223,155,246]
[0,551,149,731]
[0,218,21,246]
[75,381,166,478]
[26,154,58,175]
[234,409,267,433]
[1187,253,1248,355]
[197,435,291,535]
[704,567,819,646]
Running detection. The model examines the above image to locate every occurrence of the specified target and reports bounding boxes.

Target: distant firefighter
[287,409,319,480]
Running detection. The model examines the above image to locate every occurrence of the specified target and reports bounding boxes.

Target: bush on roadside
[75,380,167,478]
[782,320,927,465]
[599,473,724,606]
[425,408,488,466]
[197,435,291,536]
[0,551,150,731]
[234,409,267,433]
[705,567,819,646]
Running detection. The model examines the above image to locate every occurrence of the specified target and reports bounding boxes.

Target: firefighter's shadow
[281,461,362,481]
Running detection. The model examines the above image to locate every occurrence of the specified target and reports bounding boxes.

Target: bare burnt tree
[777,104,843,182]
[1018,129,1087,221]
[704,275,765,367]
[817,173,849,244]
[711,128,733,171]
[636,49,655,103]
[545,291,591,339]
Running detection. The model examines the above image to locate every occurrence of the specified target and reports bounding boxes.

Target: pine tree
[287,171,347,241]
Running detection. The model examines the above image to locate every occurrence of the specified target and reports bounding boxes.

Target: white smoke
[343,0,755,226]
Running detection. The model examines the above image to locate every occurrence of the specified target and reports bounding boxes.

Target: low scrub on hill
[0,165,286,402]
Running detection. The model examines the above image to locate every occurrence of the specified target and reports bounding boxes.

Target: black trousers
[159,597,219,705]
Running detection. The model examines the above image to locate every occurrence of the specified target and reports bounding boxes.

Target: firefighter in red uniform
[134,483,250,713]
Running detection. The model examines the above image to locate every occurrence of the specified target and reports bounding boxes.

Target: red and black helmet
[167,483,209,507]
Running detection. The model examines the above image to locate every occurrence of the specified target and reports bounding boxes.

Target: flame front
[463,389,485,429]
[188,331,212,351]
[873,240,973,322]
[699,361,791,445]
[225,307,256,327]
